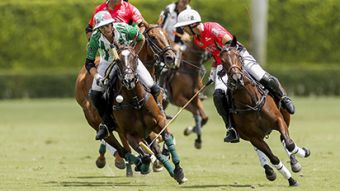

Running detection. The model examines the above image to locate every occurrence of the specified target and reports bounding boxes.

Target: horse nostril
[165,56,175,64]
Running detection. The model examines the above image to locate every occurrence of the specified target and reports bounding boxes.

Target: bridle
[116,47,138,90]
[144,26,174,64]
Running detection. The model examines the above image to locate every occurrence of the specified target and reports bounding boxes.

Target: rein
[144,26,174,64]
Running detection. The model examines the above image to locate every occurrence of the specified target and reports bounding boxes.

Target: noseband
[144,26,174,64]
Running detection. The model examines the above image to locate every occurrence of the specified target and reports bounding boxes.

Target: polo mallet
[148,79,214,147]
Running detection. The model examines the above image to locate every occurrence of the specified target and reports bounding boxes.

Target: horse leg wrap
[193,114,202,136]
[164,133,180,165]
[124,153,141,165]
[254,147,270,167]
[156,154,174,177]
[99,140,106,155]
[273,161,292,179]
[290,145,307,158]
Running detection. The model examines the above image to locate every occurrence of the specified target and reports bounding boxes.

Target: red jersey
[193,22,233,66]
[89,0,144,28]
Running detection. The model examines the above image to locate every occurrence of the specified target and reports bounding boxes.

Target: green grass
[0,97,339,191]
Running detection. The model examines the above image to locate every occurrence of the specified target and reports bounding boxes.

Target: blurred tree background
[0,0,339,98]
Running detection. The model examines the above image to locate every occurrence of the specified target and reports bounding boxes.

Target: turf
[0,97,339,191]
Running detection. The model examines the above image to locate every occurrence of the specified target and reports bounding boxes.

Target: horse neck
[231,76,261,106]
[114,78,145,101]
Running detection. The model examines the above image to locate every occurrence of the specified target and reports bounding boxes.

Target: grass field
[0,97,339,191]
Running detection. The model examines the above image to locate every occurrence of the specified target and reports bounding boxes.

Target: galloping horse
[219,36,310,186]
[111,45,186,184]
[161,41,209,149]
[75,24,177,172]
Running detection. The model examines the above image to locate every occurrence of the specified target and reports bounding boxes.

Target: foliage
[0,0,339,98]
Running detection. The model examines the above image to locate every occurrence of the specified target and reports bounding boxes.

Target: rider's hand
[94,73,108,87]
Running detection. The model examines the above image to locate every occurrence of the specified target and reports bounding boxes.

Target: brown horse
[75,24,177,173]
[219,36,310,186]
[110,45,186,184]
[161,41,209,149]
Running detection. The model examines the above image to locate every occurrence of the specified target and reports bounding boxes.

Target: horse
[110,44,186,184]
[219,36,310,186]
[160,41,209,149]
[75,24,177,173]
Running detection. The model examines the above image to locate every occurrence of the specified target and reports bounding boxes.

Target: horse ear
[231,35,237,47]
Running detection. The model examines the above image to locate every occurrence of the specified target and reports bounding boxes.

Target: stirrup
[224,128,240,143]
[95,124,111,140]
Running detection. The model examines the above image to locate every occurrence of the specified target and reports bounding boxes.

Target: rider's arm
[85,33,99,76]
[134,35,145,54]
[127,24,144,54]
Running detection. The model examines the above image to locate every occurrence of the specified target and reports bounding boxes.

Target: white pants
[214,49,266,92]
[91,59,155,92]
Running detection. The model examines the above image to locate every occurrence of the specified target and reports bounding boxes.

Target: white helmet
[174,9,201,28]
[93,11,115,30]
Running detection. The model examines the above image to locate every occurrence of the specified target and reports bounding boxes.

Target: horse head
[116,45,139,90]
[144,24,176,68]
[220,36,245,89]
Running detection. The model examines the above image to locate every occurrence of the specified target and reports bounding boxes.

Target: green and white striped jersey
[86,23,143,63]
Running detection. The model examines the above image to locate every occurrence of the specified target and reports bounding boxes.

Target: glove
[94,73,108,87]
[209,67,216,82]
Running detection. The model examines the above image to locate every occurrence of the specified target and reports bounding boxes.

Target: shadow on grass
[182,184,255,189]
[44,175,149,187]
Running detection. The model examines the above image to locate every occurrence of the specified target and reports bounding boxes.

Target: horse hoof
[264,164,276,181]
[126,163,133,177]
[194,139,202,149]
[174,166,186,184]
[184,126,193,136]
[288,177,299,187]
[152,160,164,172]
[303,147,311,158]
[115,158,126,170]
[290,156,301,173]
[95,156,106,169]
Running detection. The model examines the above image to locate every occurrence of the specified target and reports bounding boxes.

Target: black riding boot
[89,90,116,140]
[213,89,239,143]
[150,84,161,102]
[259,73,295,114]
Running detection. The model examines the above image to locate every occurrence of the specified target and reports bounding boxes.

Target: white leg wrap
[274,161,291,179]
[136,59,154,88]
[291,145,306,158]
[254,147,269,167]
[103,140,117,156]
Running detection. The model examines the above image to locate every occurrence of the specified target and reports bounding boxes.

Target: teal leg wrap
[157,154,174,177]
[164,133,180,165]
[124,153,141,165]
[140,163,151,174]
[99,143,106,154]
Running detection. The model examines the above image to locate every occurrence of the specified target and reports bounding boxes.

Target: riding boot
[89,90,116,140]
[259,73,295,114]
[213,89,239,143]
[150,83,162,106]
